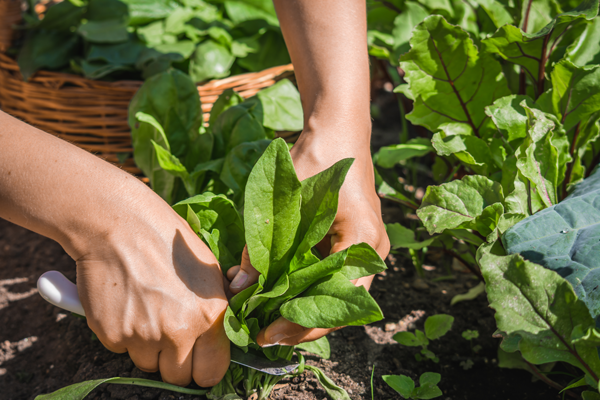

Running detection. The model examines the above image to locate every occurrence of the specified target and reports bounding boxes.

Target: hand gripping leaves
[175,138,386,399]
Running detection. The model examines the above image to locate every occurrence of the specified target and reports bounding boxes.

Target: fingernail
[267,333,288,346]
[230,270,248,289]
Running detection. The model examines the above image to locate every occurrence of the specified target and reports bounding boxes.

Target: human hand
[75,187,230,387]
[226,125,390,347]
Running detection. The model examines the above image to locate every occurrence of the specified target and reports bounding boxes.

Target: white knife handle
[38,271,86,317]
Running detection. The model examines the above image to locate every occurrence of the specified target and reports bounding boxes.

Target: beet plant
[372,0,600,395]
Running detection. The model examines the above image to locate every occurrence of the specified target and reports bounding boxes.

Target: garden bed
[0,105,559,399]
[0,214,558,400]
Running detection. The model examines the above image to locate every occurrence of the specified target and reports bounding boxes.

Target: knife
[37,271,298,376]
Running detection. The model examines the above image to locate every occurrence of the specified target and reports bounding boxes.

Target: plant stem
[522,0,533,32]
[378,193,420,210]
[586,149,600,178]
[443,249,484,282]
[562,122,581,199]
[536,31,552,99]
[522,361,578,399]
[378,0,402,13]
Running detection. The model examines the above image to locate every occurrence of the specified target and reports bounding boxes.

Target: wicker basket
[0,52,294,174]
[0,0,22,53]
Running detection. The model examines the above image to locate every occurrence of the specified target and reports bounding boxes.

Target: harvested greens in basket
[16,0,290,81]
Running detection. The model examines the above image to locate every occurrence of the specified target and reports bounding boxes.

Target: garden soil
[0,98,565,400]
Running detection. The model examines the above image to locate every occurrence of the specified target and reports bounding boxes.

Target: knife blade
[37,271,298,375]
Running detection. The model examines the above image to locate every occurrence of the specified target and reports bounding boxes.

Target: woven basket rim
[0,53,294,90]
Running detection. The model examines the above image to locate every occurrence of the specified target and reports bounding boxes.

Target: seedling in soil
[461,330,481,353]
[382,372,442,399]
[393,314,454,363]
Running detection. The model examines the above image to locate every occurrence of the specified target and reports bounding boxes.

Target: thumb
[229,246,261,294]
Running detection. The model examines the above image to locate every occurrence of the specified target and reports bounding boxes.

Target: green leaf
[582,391,600,400]
[486,95,536,143]
[209,89,244,127]
[211,103,267,159]
[539,59,600,132]
[281,272,384,328]
[132,112,175,202]
[479,244,600,381]
[568,112,600,189]
[295,336,331,359]
[78,19,130,44]
[382,374,414,398]
[122,0,182,26]
[236,28,290,72]
[150,140,203,197]
[290,159,354,271]
[391,2,429,60]
[87,40,146,66]
[482,0,599,97]
[129,68,205,186]
[462,329,480,340]
[376,138,433,168]
[503,166,600,321]
[400,15,509,138]
[413,372,443,399]
[514,105,562,208]
[173,193,245,270]
[393,331,428,347]
[224,0,279,26]
[189,40,235,82]
[431,132,494,175]
[387,223,436,250]
[417,175,504,234]
[18,31,79,81]
[220,139,271,196]
[424,314,454,340]
[566,17,600,67]
[305,365,351,400]
[244,139,302,283]
[36,0,85,31]
[245,79,303,132]
[450,281,486,305]
[223,306,252,348]
[35,377,207,399]
[340,242,387,280]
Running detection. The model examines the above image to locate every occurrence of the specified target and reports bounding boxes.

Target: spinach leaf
[244,138,301,284]
[280,272,384,328]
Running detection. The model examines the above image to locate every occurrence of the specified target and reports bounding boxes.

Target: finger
[192,310,230,387]
[256,316,309,347]
[282,327,341,346]
[158,342,194,387]
[229,246,261,294]
[96,337,127,354]
[128,346,160,373]
[226,265,240,281]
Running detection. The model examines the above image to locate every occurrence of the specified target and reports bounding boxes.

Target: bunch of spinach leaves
[17,0,290,81]
[172,138,387,399]
[127,67,302,219]
[371,0,600,394]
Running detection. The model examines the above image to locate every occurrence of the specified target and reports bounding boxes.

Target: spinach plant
[393,314,453,363]
[17,0,290,81]
[35,138,385,400]
[382,372,442,400]
[128,67,302,212]
[178,138,387,399]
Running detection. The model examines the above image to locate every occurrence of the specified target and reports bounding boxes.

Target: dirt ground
[0,93,566,400]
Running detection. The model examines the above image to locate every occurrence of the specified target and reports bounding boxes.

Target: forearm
[0,111,164,259]
[273,0,371,154]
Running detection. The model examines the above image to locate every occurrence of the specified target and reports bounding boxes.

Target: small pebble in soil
[412,278,429,290]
